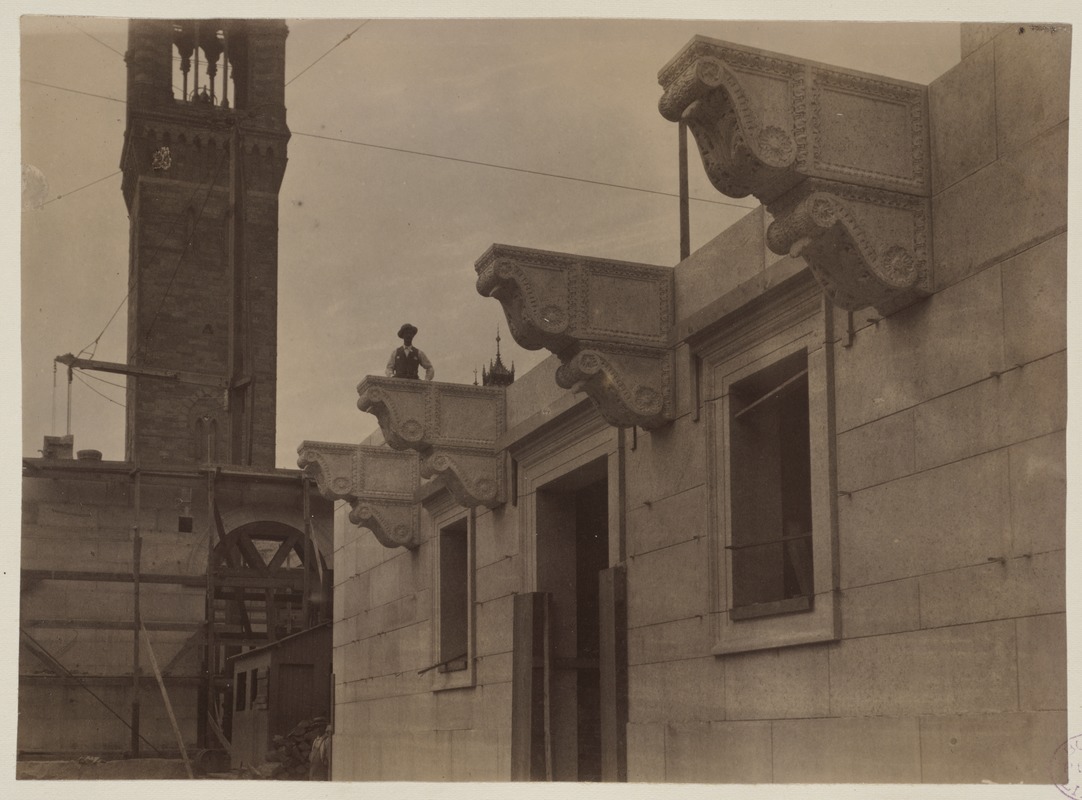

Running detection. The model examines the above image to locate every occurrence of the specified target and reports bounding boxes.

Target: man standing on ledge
[386,323,435,380]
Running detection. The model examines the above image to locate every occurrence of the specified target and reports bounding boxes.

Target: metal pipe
[679,119,690,261]
[66,367,73,436]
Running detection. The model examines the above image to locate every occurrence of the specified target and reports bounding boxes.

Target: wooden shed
[228,622,332,769]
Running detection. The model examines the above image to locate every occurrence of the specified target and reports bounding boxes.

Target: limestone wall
[625,22,1068,784]
[330,23,1068,784]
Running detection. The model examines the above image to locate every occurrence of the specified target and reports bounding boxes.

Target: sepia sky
[19,13,966,467]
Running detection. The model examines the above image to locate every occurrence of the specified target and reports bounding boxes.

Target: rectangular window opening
[728,348,814,618]
[178,515,194,533]
[438,517,469,672]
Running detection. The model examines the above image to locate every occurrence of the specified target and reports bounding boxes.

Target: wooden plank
[21,674,203,687]
[140,623,194,778]
[21,569,206,587]
[23,619,201,632]
[207,711,232,756]
[598,565,628,782]
[161,625,207,677]
[542,592,552,782]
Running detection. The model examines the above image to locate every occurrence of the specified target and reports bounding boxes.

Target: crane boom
[54,353,230,389]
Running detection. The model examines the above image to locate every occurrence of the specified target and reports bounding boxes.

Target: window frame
[702,283,840,655]
[429,500,476,691]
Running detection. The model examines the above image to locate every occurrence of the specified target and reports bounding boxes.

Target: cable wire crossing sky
[21,17,963,467]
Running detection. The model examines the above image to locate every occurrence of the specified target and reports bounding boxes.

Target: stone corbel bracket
[658,36,933,314]
[475,244,675,430]
[297,440,421,549]
[356,378,507,509]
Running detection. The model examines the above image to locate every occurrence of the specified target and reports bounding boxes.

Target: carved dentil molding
[476,244,675,430]
[658,36,933,314]
[296,440,422,549]
[356,377,507,509]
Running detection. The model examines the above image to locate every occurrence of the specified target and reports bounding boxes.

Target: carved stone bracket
[765,179,932,314]
[476,244,675,430]
[356,378,507,509]
[297,440,421,549]
[658,36,933,314]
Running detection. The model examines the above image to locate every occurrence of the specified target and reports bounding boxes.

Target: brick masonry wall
[624,24,1069,784]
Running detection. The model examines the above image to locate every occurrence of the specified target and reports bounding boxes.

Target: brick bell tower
[121,19,289,467]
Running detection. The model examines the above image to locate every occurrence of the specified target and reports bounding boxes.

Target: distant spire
[482,322,515,387]
[473,368,479,386]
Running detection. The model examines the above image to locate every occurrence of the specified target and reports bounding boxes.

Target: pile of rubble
[260,717,329,780]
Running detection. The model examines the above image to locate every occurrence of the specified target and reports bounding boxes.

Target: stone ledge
[297,441,421,549]
[658,36,934,314]
[475,243,675,430]
[356,378,507,508]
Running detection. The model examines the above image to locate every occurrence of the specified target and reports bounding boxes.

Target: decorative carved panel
[355,378,507,509]
[658,36,933,314]
[296,440,421,549]
[476,244,675,430]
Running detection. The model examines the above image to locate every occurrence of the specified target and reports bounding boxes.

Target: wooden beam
[21,674,203,687]
[21,569,206,587]
[140,623,194,778]
[598,565,628,782]
[23,619,201,632]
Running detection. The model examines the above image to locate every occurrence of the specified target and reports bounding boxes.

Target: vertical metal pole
[206,470,217,743]
[679,119,690,261]
[131,468,142,756]
[222,30,229,108]
[66,367,73,436]
[301,478,311,627]
[193,24,200,100]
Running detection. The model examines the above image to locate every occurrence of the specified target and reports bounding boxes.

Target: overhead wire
[63,18,125,58]
[38,169,122,209]
[22,78,125,105]
[25,75,757,217]
[285,20,370,87]
[79,371,128,390]
[292,129,757,211]
[73,371,125,409]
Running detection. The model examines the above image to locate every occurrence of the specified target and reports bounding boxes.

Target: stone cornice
[296,440,421,549]
[475,244,675,430]
[355,378,507,509]
[658,36,933,314]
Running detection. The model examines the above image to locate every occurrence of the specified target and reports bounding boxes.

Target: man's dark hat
[397,323,418,339]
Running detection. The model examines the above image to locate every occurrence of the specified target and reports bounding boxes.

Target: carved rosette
[765,182,931,314]
[555,348,673,430]
[356,377,507,509]
[659,56,800,200]
[421,451,505,509]
[476,244,676,430]
[348,501,420,550]
[297,440,422,549]
[356,380,429,449]
[658,35,933,314]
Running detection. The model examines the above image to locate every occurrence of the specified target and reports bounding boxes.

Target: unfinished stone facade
[327,23,1067,784]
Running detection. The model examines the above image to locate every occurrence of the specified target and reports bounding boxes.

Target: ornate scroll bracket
[765,180,932,315]
[297,440,421,549]
[356,377,507,509]
[658,36,933,314]
[476,244,675,430]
